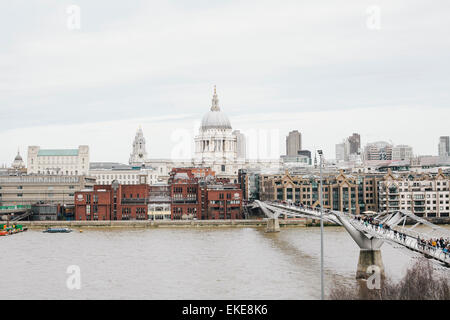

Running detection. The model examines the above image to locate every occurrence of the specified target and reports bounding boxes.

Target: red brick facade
[74,168,243,221]
[203,188,243,220]
[75,183,149,220]
[169,168,243,220]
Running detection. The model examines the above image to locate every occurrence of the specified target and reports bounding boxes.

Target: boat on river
[43,227,72,233]
[0,224,27,236]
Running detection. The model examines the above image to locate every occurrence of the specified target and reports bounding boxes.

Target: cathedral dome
[200,87,232,131]
[201,110,232,130]
[12,150,25,169]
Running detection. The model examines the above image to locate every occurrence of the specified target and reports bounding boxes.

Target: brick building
[203,185,243,220]
[169,168,243,220]
[170,170,201,220]
[74,168,244,221]
[75,181,149,220]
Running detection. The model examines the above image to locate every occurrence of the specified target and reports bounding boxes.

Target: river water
[1,226,448,299]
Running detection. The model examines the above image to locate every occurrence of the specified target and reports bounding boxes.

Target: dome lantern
[200,87,232,131]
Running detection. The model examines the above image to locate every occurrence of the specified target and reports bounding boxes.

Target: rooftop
[90,162,136,170]
[37,149,78,156]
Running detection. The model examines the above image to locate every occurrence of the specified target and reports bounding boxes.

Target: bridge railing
[264,201,450,265]
[352,218,450,264]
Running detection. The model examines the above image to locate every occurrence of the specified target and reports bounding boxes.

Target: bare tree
[328,258,450,300]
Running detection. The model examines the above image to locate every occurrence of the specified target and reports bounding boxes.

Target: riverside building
[256,167,450,218]
[27,146,89,175]
[259,170,379,214]
[0,175,95,207]
[378,168,450,217]
[75,182,149,221]
[74,167,243,221]
[89,162,159,185]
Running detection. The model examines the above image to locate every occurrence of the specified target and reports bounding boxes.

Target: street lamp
[317,149,324,300]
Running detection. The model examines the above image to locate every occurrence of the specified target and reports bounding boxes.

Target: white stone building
[194,87,238,173]
[134,87,281,183]
[27,146,89,175]
[89,162,160,185]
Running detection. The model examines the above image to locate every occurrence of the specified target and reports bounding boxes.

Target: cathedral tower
[129,126,148,165]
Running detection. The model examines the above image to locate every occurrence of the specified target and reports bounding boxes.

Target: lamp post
[317,149,324,300]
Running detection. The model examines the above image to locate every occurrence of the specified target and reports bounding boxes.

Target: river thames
[1,226,447,299]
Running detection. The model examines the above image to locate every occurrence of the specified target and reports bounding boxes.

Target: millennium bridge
[255,200,450,279]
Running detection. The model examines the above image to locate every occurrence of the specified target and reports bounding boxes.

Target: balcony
[172,197,198,203]
[388,202,400,207]
[121,198,147,204]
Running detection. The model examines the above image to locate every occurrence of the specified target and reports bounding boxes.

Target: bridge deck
[263,202,450,266]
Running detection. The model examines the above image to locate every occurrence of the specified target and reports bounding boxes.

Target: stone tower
[129,126,148,165]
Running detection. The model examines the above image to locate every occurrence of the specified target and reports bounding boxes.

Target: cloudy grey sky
[1,0,449,164]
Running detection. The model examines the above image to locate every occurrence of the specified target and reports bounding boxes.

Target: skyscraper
[233,130,246,160]
[348,133,361,155]
[364,141,393,161]
[438,136,449,157]
[335,141,347,162]
[286,130,302,156]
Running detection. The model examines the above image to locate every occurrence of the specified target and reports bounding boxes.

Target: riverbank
[16,218,337,229]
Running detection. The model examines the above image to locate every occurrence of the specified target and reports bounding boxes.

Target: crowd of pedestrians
[353,214,450,257]
[417,237,450,254]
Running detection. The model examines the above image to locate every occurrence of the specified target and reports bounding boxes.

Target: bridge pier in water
[356,249,385,280]
[265,218,280,233]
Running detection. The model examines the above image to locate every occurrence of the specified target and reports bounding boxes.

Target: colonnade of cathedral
[196,137,237,153]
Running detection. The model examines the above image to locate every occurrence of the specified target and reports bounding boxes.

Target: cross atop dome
[211,85,220,111]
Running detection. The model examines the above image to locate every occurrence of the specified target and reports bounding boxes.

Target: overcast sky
[1,0,449,165]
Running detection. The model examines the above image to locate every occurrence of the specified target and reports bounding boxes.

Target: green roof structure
[37,149,79,156]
